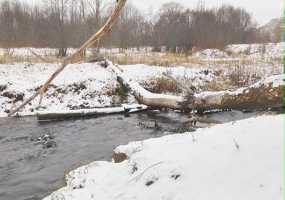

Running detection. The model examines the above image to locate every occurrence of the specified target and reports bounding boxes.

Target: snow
[109,64,185,106]
[189,42,283,61]
[0,43,283,199]
[193,48,230,59]
[225,42,284,58]
[0,42,283,117]
[0,47,154,58]
[37,104,148,116]
[43,114,283,200]
[120,64,214,89]
[0,63,118,116]
[1,43,282,61]
[195,74,284,101]
[0,63,214,116]
[262,74,285,87]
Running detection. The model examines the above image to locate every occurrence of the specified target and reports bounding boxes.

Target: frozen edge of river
[43,114,283,200]
[0,104,148,119]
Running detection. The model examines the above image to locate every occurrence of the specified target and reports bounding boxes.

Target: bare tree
[0,0,263,50]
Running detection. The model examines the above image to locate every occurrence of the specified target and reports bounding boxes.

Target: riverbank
[0,63,215,117]
[43,114,283,200]
[0,42,283,117]
[0,111,193,200]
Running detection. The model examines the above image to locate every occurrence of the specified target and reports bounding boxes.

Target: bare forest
[0,0,281,52]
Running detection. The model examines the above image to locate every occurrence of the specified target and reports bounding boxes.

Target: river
[0,110,270,200]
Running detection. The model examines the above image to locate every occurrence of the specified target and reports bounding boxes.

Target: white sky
[22,0,284,25]
[130,0,283,25]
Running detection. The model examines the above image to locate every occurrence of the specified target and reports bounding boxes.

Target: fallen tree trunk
[108,65,185,109]
[108,64,284,112]
[193,76,284,112]
[37,104,148,121]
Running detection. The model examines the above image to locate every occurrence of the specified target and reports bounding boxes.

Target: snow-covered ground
[0,47,154,58]
[226,42,284,58]
[43,114,283,200]
[0,43,283,59]
[0,42,283,117]
[0,63,215,116]
[192,42,284,60]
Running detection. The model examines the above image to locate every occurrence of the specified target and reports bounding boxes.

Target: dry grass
[0,51,200,66]
[204,62,263,90]
[105,52,206,66]
[144,77,181,94]
[0,54,60,64]
[228,64,263,87]
[205,79,231,91]
[211,57,283,66]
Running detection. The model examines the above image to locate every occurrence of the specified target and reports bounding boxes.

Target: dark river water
[0,110,270,200]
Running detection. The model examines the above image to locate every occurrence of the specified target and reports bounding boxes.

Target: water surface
[0,110,269,200]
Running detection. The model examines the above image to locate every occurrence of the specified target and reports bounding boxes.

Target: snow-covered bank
[1,61,282,117]
[37,104,148,121]
[0,63,214,116]
[226,42,284,58]
[43,114,283,200]
[0,42,283,117]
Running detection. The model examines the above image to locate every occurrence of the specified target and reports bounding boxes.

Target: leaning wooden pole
[8,0,127,117]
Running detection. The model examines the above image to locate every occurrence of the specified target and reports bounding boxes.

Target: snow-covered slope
[0,63,214,116]
[0,42,283,60]
[43,114,283,200]
[189,42,283,61]
[0,42,283,117]
[226,42,284,58]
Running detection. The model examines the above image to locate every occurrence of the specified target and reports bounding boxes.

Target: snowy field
[0,47,154,58]
[43,114,283,200]
[193,42,284,59]
[0,42,283,117]
[0,43,283,59]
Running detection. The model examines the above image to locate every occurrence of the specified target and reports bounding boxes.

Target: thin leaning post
[8,0,127,117]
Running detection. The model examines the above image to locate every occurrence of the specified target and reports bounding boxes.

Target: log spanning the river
[108,64,284,112]
[37,104,148,121]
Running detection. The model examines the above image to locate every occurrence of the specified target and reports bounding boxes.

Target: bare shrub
[228,62,261,87]
[146,77,181,94]
[206,79,230,91]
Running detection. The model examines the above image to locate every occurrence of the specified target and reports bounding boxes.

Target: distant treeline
[0,0,281,52]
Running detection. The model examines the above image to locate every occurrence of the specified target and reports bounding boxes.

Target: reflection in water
[0,110,273,200]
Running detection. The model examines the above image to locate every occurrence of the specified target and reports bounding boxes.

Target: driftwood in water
[8,0,127,117]
[108,64,284,112]
[37,104,148,121]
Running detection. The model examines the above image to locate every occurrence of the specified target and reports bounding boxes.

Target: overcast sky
[130,0,283,25]
[24,0,283,25]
